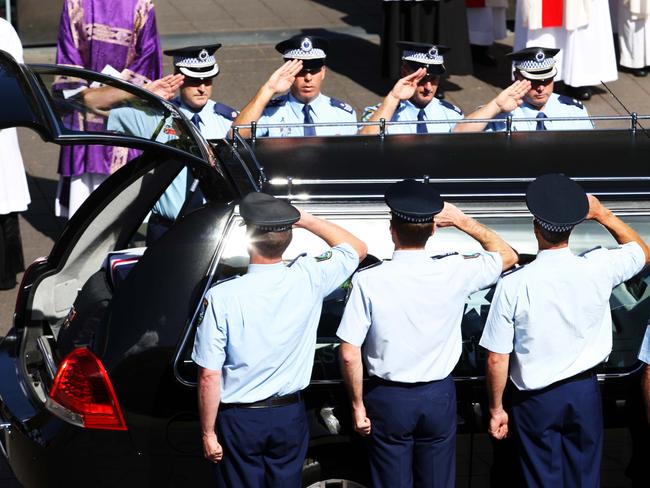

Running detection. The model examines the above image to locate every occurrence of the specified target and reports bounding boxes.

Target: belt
[221,392,302,410]
[550,368,596,388]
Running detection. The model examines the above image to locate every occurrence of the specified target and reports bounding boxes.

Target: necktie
[303,104,316,136]
[191,113,202,129]
[417,109,428,134]
[535,112,547,131]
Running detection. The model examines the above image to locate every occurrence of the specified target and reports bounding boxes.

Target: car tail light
[46,348,127,431]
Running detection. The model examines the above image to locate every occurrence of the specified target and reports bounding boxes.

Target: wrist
[202,431,217,439]
[260,83,277,100]
[489,405,504,415]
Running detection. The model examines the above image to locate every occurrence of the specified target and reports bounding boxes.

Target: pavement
[1,0,648,486]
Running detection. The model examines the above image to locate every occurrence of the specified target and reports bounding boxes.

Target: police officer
[640,325,650,423]
[456,47,594,132]
[360,42,464,135]
[480,174,650,487]
[233,35,357,138]
[109,44,238,244]
[192,192,367,488]
[336,179,517,488]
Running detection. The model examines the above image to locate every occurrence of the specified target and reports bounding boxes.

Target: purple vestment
[55,0,162,181]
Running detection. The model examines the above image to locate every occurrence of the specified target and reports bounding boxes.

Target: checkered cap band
[392,211,434,223]
[534,217,574,233]
[402,50,444,65]
[174,53,216,68]
[254,224,293,232]
[282,48,326,60]
[514,57,556,72]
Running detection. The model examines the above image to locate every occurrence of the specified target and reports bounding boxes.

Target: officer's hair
[534,221,572,245]
[248,228,293,259]
[391,218,433,248]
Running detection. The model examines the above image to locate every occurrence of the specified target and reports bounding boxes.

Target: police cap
[508,47,560,81]
[526,174,589,232]
[163,43,221,79]
[385,179,444,223]
[275,35,328,72]
[240,192,300,231]
[398,41,448,76]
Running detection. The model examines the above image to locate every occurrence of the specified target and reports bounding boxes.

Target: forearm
[455,215,517,270]
[82,86,133,112]
[298,213,367,261]
[641,364,650,424]
[453,100,501,133]
[594,207,650,263]
[358,93,401,135]
[486,352,510,414]
[232,84,276,138]
[198,368,221,438]
[340,343,365,409]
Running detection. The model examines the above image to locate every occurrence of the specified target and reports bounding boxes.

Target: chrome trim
[269,176,650,186]
[36,336,58,380]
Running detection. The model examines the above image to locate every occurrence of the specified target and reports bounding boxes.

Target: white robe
[467,6,507,45]
[0,19,31,215]
[617,0,650,68]
[515,0,618,87]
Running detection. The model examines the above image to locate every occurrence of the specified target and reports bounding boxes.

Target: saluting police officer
[233,35,357,138]
[360,42,464,135]
[336,179,517,488]
[641,325,650,424]
[480,174,650,487]
[456,47,594,132]
[192,192,367,487]
[108,44,238,244]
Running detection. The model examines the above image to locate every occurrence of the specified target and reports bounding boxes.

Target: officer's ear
[321,65,327,80]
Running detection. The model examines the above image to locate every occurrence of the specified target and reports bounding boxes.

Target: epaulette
[557,95,584,109]
[267,96,288,108]
[361,104,379,122]
[357,260,384,273]
[213,102,238,121]
[502,263,527,278]
[170,96,181,108]
[439,99,463,115]
[579,246,603,257]
[214,275,239,286]
[288,252,307,267]
[431,252,458,260]
[330,97,354,114]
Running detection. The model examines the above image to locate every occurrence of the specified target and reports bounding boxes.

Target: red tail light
[47,348,127,431]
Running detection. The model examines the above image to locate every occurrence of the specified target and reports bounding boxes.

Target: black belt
[221,392,301,410]
[149,212,175,229]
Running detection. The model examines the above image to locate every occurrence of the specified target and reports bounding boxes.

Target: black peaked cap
[385,179,444,223]
[526,174,589,230]
[240,192,300,231]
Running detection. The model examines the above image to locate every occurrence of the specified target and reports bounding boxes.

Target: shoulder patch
[267,96,288,108]
[557,95,584,109]
[213,102,238,121]
[357,260,384,273]
[439,99,463,115]
[315,250,332,262]
[196,297,209,326]
[362,104,379,122]
[431,252,459,260]
[287,252,308,267]
[330,97,354,114]
[579,246,604,257]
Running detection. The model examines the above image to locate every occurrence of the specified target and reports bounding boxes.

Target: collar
[287,92,325,117]
[391,249,428,261]
[175,97,212,117]
[247,262,286,274]
[535,246,572,261]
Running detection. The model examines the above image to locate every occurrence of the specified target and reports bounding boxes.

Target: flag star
[464,288,491,316]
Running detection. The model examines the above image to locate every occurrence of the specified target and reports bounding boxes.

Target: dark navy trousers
[214,401,308,488]
[511,374,603,488]
[364,375,457,488]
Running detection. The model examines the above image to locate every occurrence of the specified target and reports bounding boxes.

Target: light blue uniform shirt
[108,97,236,220]
[486,93,594,132]
[362,98,463,134]
[480,243,645,391]
[192,243,359,404]
[640,325,650,364]
[257,92,357,137]
[337,250,502,383]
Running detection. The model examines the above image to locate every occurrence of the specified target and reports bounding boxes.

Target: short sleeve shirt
[362,98,463,134]
[640,324,650,365]
[337,250,502,382]
[480,243,646,390]
[192,243,358,403]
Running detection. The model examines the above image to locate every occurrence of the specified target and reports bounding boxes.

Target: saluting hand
[488,408,509,440]
[265,59,303,95]
[494,79,532,113]
[586,194,609,222]
[388,68,427,101]
[434,202,468,229]
[353,405,372,436]
[202,432,224,463]
[146,74,185,100]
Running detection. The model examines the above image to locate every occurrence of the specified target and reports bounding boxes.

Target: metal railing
[3,0,10,24]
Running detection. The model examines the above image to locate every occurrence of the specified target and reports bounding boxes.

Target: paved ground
[1,0,649,486]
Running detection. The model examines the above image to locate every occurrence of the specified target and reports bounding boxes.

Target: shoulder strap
[329,97,354,114]
[213,102,239,121]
